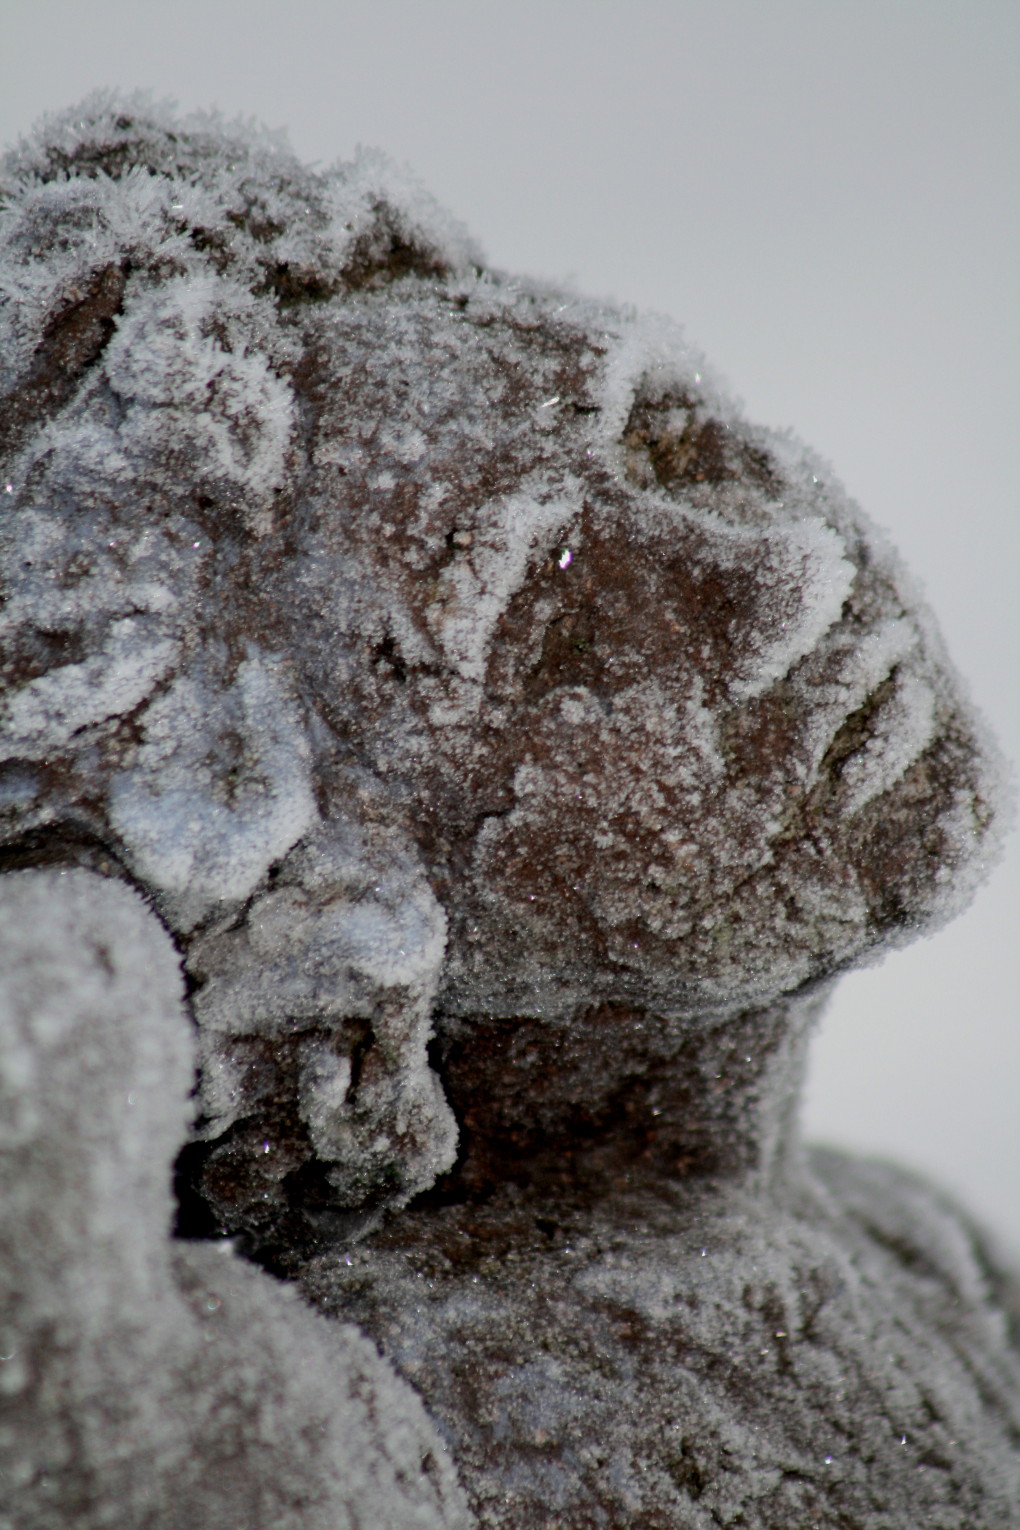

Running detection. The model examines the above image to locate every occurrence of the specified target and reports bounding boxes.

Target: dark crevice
[817,671,898,787]
[262,261,341,308]
[372,633,408,684]
[342,202,450,291]
[0,822,130,881]
[622,392,784,500]
[524,605,602,701]
[172,1140,228,1240]
[170,1020,391,1267]
[417,1001,791,1211]
[1,626,89,691]
[0,261,128,467]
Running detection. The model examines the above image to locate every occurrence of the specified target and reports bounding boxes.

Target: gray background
[3,0,1017,1249]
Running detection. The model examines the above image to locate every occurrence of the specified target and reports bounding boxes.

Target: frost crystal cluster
[0,96,1016,1529]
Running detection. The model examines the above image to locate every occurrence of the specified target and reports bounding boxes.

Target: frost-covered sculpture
[1,95,1017,1529]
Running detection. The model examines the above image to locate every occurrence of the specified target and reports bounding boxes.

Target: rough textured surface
[0,869,471,1530]
[0,94,1016,1528]
[301,1154,1020,1529]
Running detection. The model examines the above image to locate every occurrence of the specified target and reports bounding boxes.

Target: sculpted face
[276,293,993,1027]
[0,106,1002,1239]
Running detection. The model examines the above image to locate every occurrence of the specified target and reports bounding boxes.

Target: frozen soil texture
[0,94,1017,1528]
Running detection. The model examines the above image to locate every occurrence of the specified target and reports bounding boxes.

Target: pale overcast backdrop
[3,0,1018,1248]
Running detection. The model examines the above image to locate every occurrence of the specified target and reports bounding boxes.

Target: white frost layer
[0,868,471,1530]
[105,272,296,529]
[0,870,191,1203]
[427,489,576,684]
[596,309,724,444]
[187,821,458,1202]
[594,310,857,698]
[0,623,178,761]
[842,671,937,812]
[195,885,447,1036]
[323,142,482,276]
[110,657,315,924]
[730,515,855,700]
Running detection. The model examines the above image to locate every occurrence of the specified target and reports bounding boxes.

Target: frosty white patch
[0,622,178,761]
[109,657,315,924]
[427,490,577,684]
[106,273,295,530]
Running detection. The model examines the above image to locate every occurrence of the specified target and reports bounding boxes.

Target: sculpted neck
[427,983,830,1209]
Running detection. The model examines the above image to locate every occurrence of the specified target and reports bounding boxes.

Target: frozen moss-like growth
[1,95,1016,1528]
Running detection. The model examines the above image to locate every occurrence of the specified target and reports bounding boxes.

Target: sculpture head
[0,98,1005,1240]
